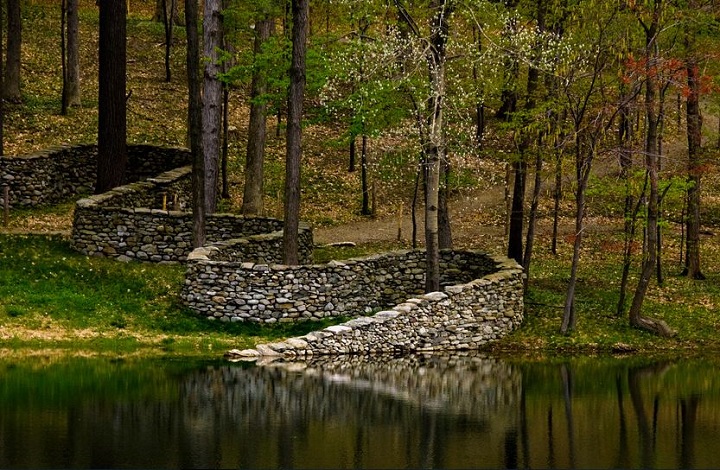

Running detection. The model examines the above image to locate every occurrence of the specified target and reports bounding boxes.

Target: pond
[0,353,719,468]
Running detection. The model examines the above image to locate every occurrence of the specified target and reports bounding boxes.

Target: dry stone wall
[186,244,524,354]
[220,251,523,356]
[0,144,192,207]
[70,165,307,263]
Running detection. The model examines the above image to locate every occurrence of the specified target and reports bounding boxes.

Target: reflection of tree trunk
[561,364,576,468]
[680,395,699,469]
[520,387,530,468]
[628,366,657,468]
[615,374,630,468]
[503,428,518,469]
[547,406,555,468]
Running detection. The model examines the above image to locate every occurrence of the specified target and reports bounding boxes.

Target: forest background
[1,0,720,356]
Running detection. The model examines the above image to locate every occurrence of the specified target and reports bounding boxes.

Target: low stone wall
[218,252,523,356]
[0,144,192,207]
[71,167,308,263]
[185,244,522,331]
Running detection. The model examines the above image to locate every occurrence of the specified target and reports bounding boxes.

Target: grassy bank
[0,234,341,357]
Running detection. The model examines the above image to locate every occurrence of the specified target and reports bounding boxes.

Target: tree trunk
[161,0,176,82]
[283,0,308,265]
[423,0,450,293]
[561,136,589,334]
[684,29,704,280]
[551,150,561,255]
[242,14,273,216]
[523,149,542,291]
[96,0,127,194]
[360,133,371,215]
[185,0,205,248]
[4,0,21,103]
[65,0,81,106]
[348,134,356,172]
[438,157,452,249]
[61,0,80,113]
[155,0,179,24]
[0,3,4,156]
[202,0,222,214]
[221,84,229,199]
[61,0,67,115]
[507,158,526,264]
[628,9,675,337]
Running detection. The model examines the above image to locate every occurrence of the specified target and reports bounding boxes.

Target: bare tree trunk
[61,0,81,113]
[551,150,561,255]
[61,0,68,115]
[438,157,452,249]
[561,137,589,334]
[360,133,371,215]
[202,0,222,214]
[683,28,705,280]
[348,134,356,172]
[0,2,4,155]
[283,0,308,265]
[523,149,542,291]
[507,158,526,263]
[221,84,229,199]
[242,14,273,216]
[4,0,21,103]
[96,0,127,194]
[161,0,176,82]
[186,0,205,248]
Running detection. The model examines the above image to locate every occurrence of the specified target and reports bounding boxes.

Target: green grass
[0,234,346,357]
[494,230,720,354]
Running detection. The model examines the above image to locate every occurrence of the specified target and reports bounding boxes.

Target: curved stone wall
[186,243,523,353]
[0,144,193,207]
[1,143,312,264]
[216,251,523,355]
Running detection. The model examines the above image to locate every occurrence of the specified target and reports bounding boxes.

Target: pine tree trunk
[283,0,308,265]
[202,0,222,214]
[4,0,21,103]
[185,0,205,248]
[96,0,127,194]
[242,15,273,216]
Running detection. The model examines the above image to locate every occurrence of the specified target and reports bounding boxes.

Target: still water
[0,353,719,468]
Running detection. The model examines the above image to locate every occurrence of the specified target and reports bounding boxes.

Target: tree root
[631,315,676,338]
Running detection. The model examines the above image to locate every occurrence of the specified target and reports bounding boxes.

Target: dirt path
[314,185,508,252]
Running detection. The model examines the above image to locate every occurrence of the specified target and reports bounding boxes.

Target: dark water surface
[0,353,719,468]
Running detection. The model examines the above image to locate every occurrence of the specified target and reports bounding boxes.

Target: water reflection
[0,354,719,468]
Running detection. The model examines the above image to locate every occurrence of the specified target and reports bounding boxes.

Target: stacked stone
[224,254,524,356]
[0,144,192,208]
[185,247,522,329]
[0,144,97,207]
